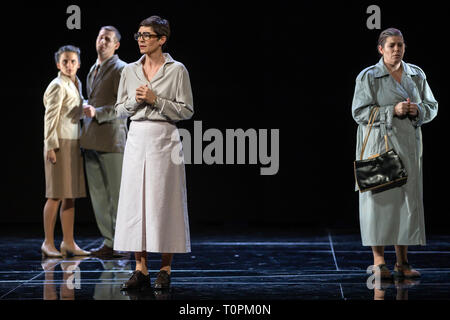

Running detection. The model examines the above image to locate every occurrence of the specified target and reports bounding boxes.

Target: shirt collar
[95,54,117,69]
[374,56,418,78]
[402,61,419,76]
[58,71,80,85]
[135,52,174,66]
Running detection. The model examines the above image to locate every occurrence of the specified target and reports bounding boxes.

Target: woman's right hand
[394,100,410,117]
[47,150,57,164]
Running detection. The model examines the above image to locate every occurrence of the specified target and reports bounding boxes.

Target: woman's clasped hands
[394,98,419,118]
[136,85,157,105]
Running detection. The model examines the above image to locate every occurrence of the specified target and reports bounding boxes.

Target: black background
[1,0,448,234]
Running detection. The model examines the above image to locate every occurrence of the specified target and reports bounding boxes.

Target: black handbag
[354,107,408,193]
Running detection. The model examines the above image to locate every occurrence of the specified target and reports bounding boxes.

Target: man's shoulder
[110,56,127,73]
[115,57,127,67]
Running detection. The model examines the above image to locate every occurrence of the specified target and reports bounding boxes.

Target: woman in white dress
[352,28,438,279]
[114,16,193,290]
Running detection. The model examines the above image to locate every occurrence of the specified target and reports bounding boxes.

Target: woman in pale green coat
[352,28,438,279]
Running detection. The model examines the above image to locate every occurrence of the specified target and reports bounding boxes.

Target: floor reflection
[41,256,91,300]
[92,259,131,300]
[372,279,421,300]
[1,230,449,300]
[121,288,173,300]
[40,256,174,300]
[41,257,61,300]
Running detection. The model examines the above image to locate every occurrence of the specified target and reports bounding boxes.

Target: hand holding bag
[354,107,408,193]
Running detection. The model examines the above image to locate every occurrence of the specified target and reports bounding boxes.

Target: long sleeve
[351,70,395,132]
[43,82,63,151]
[78,81,85,120]
[95,104,118,123]
[414,76,438,127]
[115,67,144,119]
[94,66,125,123]
[154,66,194,122]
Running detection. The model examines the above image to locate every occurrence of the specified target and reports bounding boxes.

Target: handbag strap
[360,107,389,160]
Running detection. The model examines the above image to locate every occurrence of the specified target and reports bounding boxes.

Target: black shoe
[113,251,131,259]
[154,288,172,300]
[154,270,171,289]
[90,244,113,258]
[121,270,151,291]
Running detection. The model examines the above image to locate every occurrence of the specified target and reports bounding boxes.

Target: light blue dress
[352,57,438,246]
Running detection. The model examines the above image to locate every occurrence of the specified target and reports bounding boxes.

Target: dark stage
[0,225,448,301]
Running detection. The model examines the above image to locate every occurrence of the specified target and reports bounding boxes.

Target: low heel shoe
[121,270,151,291]
[154,270,171,289]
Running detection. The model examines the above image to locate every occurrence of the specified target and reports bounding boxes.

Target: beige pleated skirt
[44,139,86,199]
[113,120,191,253]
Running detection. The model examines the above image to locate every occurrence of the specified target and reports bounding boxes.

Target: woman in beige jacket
[42,45,90,258]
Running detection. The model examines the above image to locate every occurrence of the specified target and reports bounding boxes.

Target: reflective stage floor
[0,227,449,301]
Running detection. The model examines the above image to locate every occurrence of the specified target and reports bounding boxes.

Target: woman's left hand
[136,85,157,105]
[408,103,419,117]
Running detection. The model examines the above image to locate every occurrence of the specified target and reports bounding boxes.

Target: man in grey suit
[81,26,127,258]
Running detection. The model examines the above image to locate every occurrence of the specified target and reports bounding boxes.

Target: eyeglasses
[134,32,160,41]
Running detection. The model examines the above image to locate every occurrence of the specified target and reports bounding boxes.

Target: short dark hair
[140,16,170,49]
[100,25,121,42]
[377,28,404,54]
[54,45,81,64]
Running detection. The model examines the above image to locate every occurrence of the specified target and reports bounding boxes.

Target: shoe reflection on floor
[372,278,421,300]
[121,288,173,300]
[41,256,90,300]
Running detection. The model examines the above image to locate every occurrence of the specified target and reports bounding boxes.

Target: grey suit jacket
[80,54,127,153]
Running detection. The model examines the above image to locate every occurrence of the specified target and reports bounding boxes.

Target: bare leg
[135,251,148,275]
[60,199,85,252]
[160,253,174,274]
[41,259,59,300]
[60,261,77,300]
[60,199,75,245]
[371,246,386,265]
[396,285,409,300]
[42,198,61,251]
[374,288,386,300]
[394,245,408,265]
[394,245,420,277]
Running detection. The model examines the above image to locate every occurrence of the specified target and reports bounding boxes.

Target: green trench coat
[352,57,438,246]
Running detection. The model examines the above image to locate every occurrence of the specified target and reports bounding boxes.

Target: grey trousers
[84,150,123,248]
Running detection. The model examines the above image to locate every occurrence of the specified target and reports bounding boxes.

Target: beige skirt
[44,139,86,199]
